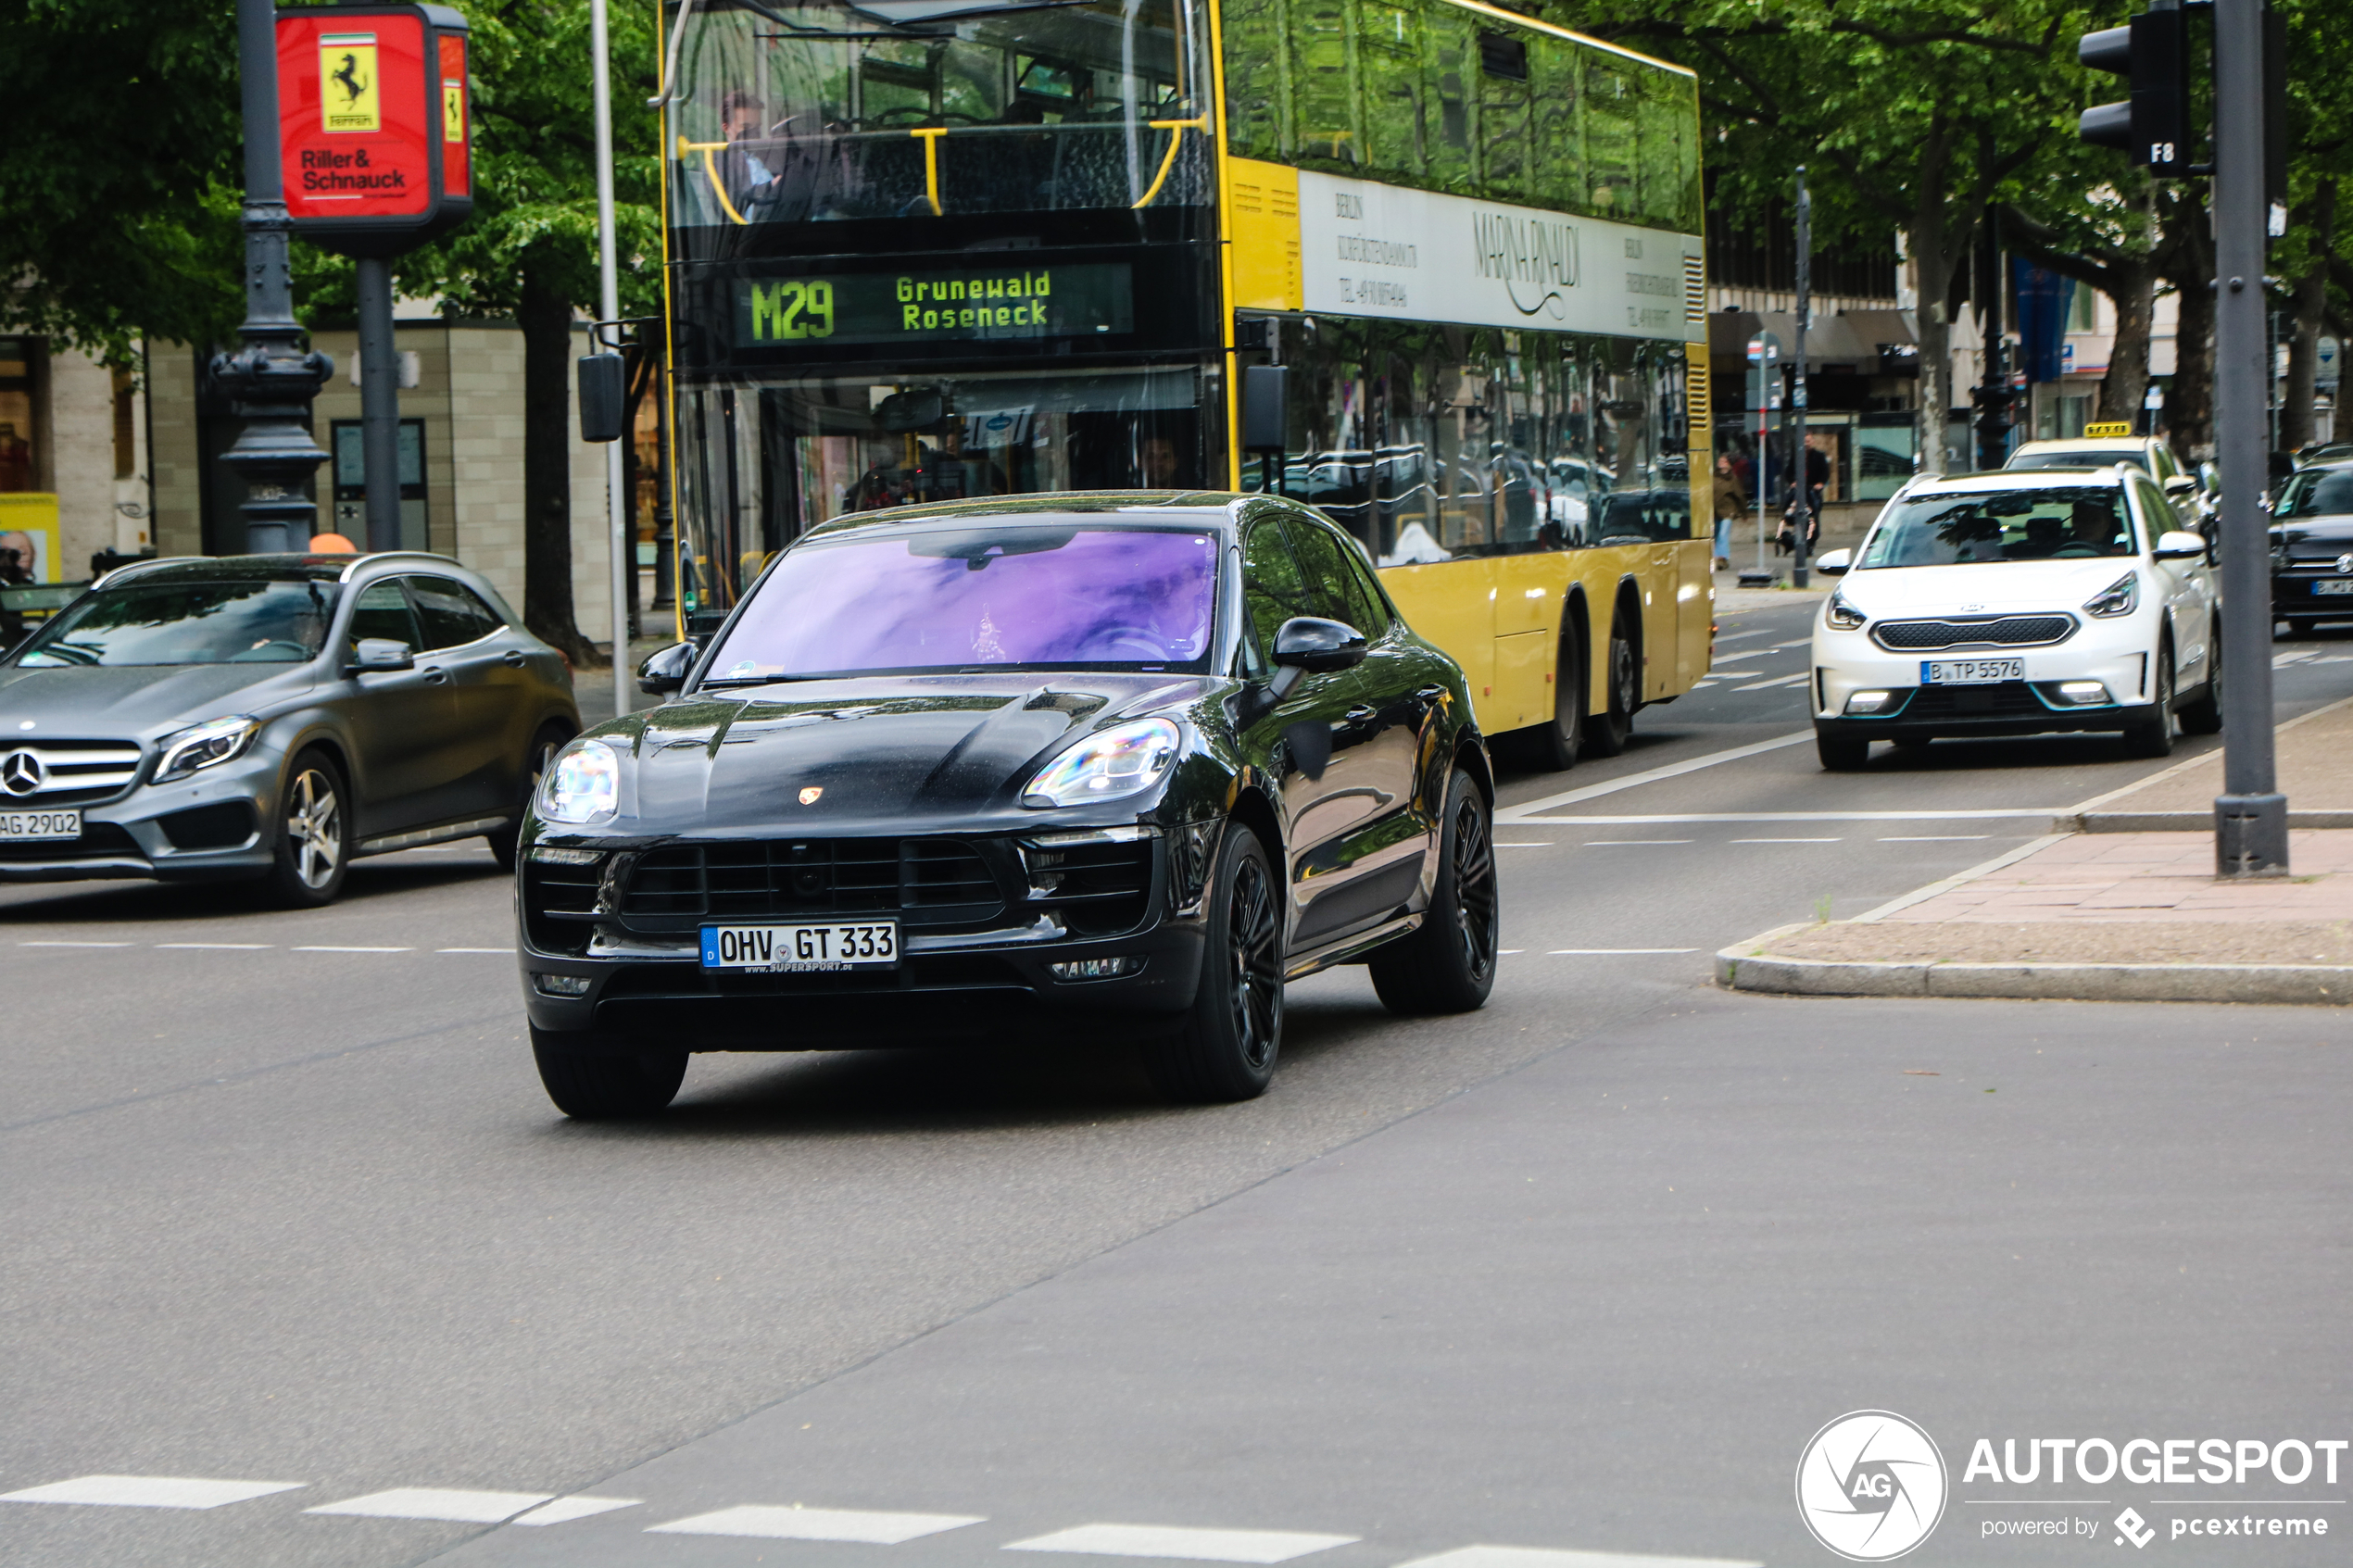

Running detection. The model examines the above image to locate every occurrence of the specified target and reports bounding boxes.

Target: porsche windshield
[709,523,1217,680]
[1857,488,2137,569]
[13,579,339,667]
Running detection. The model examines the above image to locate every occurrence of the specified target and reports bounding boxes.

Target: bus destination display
[736,265,1134,348]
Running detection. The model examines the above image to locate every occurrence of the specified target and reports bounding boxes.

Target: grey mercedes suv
[0,552,578,905]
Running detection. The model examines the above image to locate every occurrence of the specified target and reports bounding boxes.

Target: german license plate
[0,809,79,840]
[2312,580,2353,596]
[1921,659,2024,684]
[698,920,899,972]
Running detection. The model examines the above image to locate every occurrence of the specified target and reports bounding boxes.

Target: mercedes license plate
[0,809,79,841]
[699,920,899,972]
[1921,659,2024,685]
[2313,580,2353,596]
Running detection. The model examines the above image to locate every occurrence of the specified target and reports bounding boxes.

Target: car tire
[262,748,353,908]
[1582,616,1637,758]
[2178,624,2223,736]
[2283,618,2318,639]
[490,722,572,873]
[2122,646,2179,759]
[1510,629,1584,771]
[531,1024,688,1119]
[1816,727,1869,771]
[1369,768,1499,1016]
[1142,822,1283,1103]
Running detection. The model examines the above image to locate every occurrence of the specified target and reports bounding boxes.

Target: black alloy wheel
[491,723,572,873]
[1584,617,1637,758]
[1144,823,1284,1102]
[1369,768,1499,1015]
[2178,621,2224,735]
[263,748,352,908]
[532,1024,690,1119]
[2123,645,2179,759]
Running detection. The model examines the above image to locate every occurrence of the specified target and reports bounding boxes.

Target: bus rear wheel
[1513,628,1585,771]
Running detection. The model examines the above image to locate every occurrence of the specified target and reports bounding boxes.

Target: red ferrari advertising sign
[277,4,472,257]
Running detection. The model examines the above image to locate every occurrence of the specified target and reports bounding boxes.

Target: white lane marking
[306,1488,553,1524]
[1582,839,1694,847]
[648,1506,985,1543]
[19,940,134,947]
[292,946,414,953]
[1396,1548,1762,1568]
[1730,836,1840,844]
[154,942,273,950]
[1006,1524,1359,1562]
[1548,947,1698,955]
[2273,649,2317,668]
[512,1496,641,1525]
[1879,834,1991,842]
[1,1475,307,1511]
[1498,948,1526,954]
[1704,671,1762,678]
[2307,655,2353,663]
[436,947,514,954]
[1536,809,2064,824]
[1733,672,1811,692]
[1497,731,1812,821]
[1711,630,1771,644]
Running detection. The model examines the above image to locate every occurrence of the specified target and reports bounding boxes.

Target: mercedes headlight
[154,715,261,782]
[1824,589,1866,631]
[2083,571,2140,618]
[1022,718,1181,809]
[539,739,621,823]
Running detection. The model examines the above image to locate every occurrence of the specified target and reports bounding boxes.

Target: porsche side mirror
[346,637,414,674]
[1815,548,1853,577]
[1272,616,1367,673]
[638,641,698,696]
[2153,530,2209,561]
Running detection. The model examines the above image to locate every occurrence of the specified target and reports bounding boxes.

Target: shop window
[0,337,37,493]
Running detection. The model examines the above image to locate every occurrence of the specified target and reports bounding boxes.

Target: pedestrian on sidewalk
[1711,452,1745,571]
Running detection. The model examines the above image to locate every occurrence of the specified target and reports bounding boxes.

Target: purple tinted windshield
[711,525,1218,678]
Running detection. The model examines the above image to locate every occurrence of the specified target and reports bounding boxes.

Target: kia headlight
[1022,719,1181,809]
[154,715,261,782]
[539,739,621,823]
[1824,589,1867,631]
[2083,571,2139,618]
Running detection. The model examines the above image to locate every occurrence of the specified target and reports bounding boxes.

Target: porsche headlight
[2083,571,2140,618]
[1022,719,1181,809]
[1824,589,1866,631]
[154,715,261,782]
[539,739,621,823]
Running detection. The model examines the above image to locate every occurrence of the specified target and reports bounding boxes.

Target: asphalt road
[5,602,2350,1568]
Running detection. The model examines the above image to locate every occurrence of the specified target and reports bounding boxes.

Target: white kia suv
[1809,468,2221,771]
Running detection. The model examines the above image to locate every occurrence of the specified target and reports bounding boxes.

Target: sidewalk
[1719,696,2353,1005]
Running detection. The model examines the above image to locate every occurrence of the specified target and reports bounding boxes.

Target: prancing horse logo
[1,749,48,797]
[798,786,823,805]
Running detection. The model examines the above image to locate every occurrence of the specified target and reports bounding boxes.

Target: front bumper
[519,824,1215,1047]
[2271,571,2353,617]
[1812,625,2158,737]
[0,751,278,884]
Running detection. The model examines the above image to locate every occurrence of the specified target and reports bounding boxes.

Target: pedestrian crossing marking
[0,1475,307,1511]
[513,1495,641,1525]
[648,1505,987,1543]
[1006,1524,1360,1562]
[305,1487,553,1523]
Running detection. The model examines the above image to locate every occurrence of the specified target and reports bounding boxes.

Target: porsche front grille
[617,838,1002,929]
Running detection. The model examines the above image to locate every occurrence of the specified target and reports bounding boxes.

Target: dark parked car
[2270,463,2353,634]
[519,493,1498,1118]
[0,552,578,904]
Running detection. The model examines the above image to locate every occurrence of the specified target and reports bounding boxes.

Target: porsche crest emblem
[798,786,824,805]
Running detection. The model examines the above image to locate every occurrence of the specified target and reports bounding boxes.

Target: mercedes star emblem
[2336,553,2353,575]
[0,749,48,797]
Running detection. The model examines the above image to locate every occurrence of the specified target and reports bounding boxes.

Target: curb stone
[1717,924,2353,1007]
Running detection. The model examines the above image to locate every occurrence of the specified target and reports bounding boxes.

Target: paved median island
[1719,696,2353,1007]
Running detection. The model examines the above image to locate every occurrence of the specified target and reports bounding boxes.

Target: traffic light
[1971,383,2017,469]
[2079,4,2190,176]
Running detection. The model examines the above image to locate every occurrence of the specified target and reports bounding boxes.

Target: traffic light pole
[357,257,402,552]
[1791,168,1812,589]
[2211,0,2287,874]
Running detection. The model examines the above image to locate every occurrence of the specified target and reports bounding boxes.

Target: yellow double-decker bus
[657,0,1711,763]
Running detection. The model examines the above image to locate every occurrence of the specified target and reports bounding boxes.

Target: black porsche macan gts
[517,492,1497,1117]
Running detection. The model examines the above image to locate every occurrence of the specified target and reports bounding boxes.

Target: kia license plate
[699,920,899,972]
[1920,659,2024,684]
[0,809,79,841]
[2312,580,2353,596]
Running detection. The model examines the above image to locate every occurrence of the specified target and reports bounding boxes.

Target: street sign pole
[2212,0,2287,874]
[214,0,333,554]
[591,0,629,716]
[1792,168,1812,590]
[357,256,402,551]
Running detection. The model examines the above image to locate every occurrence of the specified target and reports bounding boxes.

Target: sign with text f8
[276,4,472,257]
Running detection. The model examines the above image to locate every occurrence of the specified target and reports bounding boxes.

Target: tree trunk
[2098,258,2158,426]
[2162,192,2216,457]
[519,262,596,663]
[2283,180,2336,454]
[1910,194,1970,476]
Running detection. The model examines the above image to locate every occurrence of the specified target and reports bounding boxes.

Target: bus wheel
[1515,629,1585,771]
[1583,617,1637,758]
